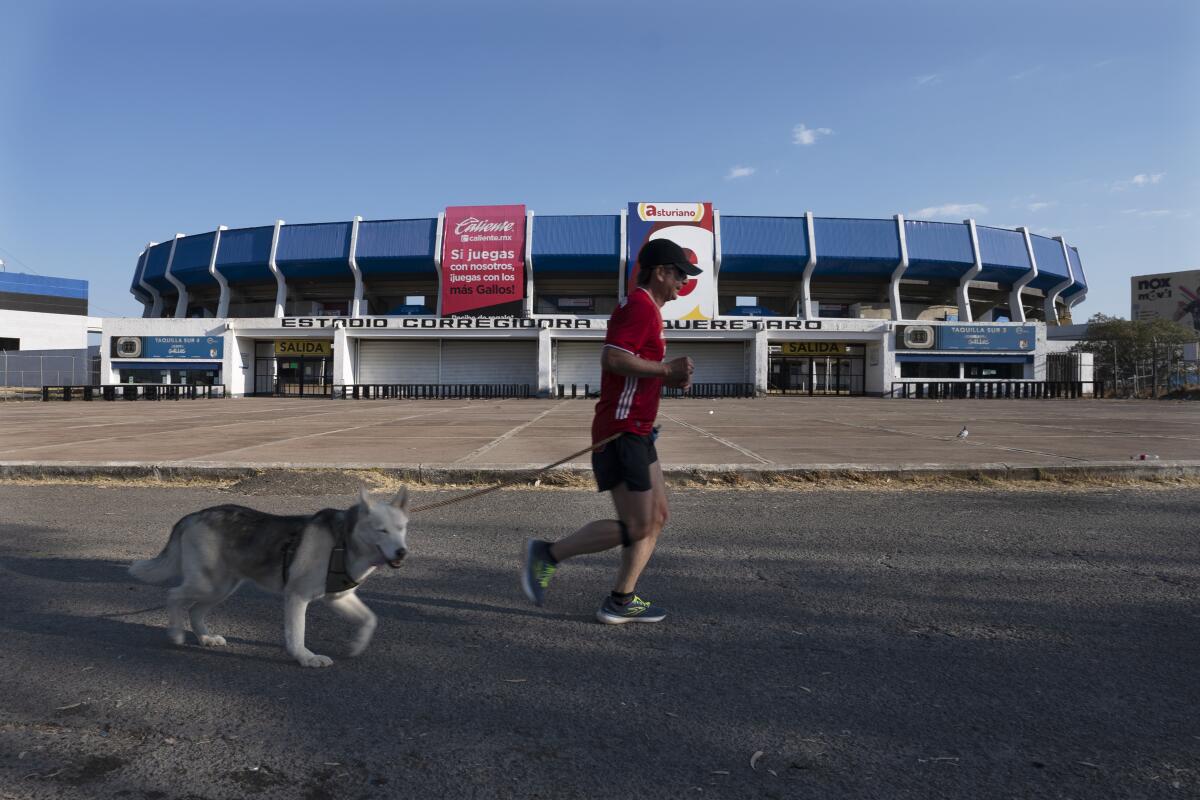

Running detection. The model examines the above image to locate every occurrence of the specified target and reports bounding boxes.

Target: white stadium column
[1045,236,1076,325]
[349,216,364,317]
[1068,250,1088,312]
[210,226,230,318]
[333,327,354,385]
[1012,227,1038,324]
[958,219,983,322]
[799,211,817,319]
[137,243,163,318]
[537,327,553,397]
[524,210,535,317]
[618,208,628,302]
[131,251,152,316]
[434,212,445,317]
[753,328,770,395]
[165,234,189,318]
[890,214,909,321]
[268,219,286,318]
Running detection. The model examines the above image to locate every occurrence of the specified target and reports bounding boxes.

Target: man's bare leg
[546,519,625,561]
[612,461,668,593]
[523,461,669,609]
[548,461,661,564]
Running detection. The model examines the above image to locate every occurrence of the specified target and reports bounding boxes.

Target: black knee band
[618,520,632,548]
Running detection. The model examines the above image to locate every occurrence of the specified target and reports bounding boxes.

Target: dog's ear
[390,486,410,513]
[358,487,372,509]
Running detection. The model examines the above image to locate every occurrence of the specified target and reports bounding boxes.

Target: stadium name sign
[280,317,825,331]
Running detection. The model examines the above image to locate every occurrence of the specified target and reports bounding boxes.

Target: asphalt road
[0,483,1197,799]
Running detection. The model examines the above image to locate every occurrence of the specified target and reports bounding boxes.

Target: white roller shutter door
[666,341,749,384]
[556,340,749,388]
[440,340,537,387]
[358,340,439,384]
[554,340,604,391]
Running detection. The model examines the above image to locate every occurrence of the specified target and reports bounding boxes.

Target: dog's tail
[129,519,186,585]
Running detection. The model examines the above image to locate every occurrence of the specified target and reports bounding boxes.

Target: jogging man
[521,237,700,624]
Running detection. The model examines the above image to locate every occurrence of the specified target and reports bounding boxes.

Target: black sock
[541,541,559,565]
[611,590,634,606]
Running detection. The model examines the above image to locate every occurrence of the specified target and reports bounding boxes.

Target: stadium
[101,203,1091,398]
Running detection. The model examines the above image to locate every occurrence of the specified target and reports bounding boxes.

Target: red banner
[440,205,526,315]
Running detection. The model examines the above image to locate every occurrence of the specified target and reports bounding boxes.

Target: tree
[1071,313,1197,397]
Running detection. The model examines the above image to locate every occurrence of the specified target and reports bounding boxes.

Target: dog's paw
[348,628,376,657]
[168,629,186,646]
[297,653,334,668]
[198,635,227,647]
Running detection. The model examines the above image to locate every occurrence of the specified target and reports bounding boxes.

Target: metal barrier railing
[557,384,596,399]
[553,382,756,399]
[40,384,227,401]
[888,381,1106,399]
[332,384,532,400]
[661,382,757,399]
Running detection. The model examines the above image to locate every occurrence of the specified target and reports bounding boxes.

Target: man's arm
[602,346,692,386]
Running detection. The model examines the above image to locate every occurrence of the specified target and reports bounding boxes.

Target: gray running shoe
[521,539,557,607]
[595,595,666,625]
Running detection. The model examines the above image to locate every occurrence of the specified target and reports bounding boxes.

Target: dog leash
[410,432,625,515]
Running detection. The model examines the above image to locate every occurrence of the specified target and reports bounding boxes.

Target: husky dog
[130,488,410,668]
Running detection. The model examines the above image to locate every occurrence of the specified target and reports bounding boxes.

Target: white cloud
[1009,65,1043,80]
[792,123,833,146]
[1113,172,1165,191]
[1027,201,1056,212]
[914,73,942,87]
[910,203,989,220]
[1120,208,1173,217]
[725,166,756,180]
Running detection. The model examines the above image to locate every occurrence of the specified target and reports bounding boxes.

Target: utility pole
[1113,340,1119,397]
[1151,338,1158,399]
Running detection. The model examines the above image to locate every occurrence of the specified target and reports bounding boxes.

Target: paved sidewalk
[0,398,1197,481]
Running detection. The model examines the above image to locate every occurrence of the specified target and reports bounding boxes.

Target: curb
[2,460,1199,486]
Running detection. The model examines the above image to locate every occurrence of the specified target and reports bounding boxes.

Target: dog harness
[281,507,363,596]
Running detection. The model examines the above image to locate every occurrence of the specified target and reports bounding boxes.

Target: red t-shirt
[592,287,666,444]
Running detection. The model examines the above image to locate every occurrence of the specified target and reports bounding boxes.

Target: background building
[0,268,101,387]
[102,207,1092,397]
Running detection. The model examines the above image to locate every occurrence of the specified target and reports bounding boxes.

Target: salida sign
[441,205,526,315]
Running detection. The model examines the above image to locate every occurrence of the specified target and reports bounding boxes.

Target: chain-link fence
[0,348,101,398]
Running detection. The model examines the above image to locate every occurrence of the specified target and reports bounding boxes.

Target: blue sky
[2,0,1196,319]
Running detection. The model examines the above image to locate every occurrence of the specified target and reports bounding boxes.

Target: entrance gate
[769,355,864,395]
[275,357,332,396]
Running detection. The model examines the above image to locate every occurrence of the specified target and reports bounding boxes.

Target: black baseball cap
[637,238,703,276]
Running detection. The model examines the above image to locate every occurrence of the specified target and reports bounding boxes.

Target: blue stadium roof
[132,213,1087,305]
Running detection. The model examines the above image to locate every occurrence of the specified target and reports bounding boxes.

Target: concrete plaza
[0,397,1196,474]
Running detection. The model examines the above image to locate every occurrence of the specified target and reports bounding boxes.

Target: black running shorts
[592,432,658,493]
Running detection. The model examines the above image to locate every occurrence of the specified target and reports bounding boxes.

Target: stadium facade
[101,204,1090,397]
